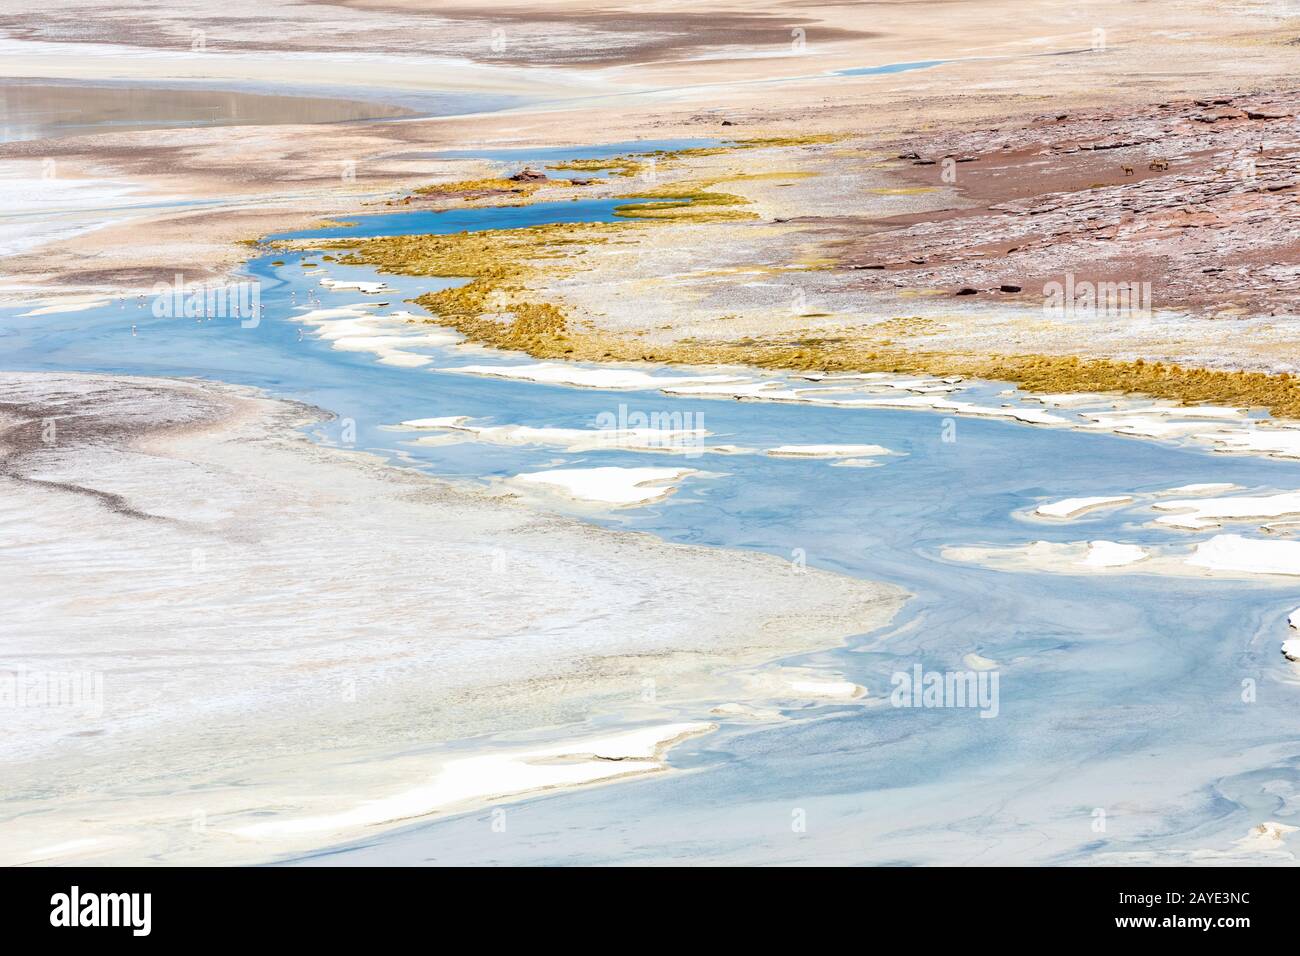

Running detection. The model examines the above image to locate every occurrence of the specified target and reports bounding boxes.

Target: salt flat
[0,372,902,865]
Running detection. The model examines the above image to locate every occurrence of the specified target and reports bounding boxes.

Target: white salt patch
[1234,822,1298,852]
[508,466,700,506]
[232,722,714,839]
[766,444,894,459]
[332,333,459,352]
[17,294,113,317]
[1195,426,1300,460]
[297,306,458,366]
[1158,483,1241,496]
[1111,820,1300,863]
[937,400,1069,426]
[743,669,866,701]
[1079,540,1148,568]
[944,539,1168,577]
[738,665,868,702]
[1284,610,1300,662]
[319,278,393,295]
[1152,491,1300,530]
[1035,495,1134,519]
[710,702,785,721]
[1186,534,1300,576]
[1084,405,1247,422]
[845,375,961,395]
[1024,540,1075,562]
[786,678,863,699]
[373,349,433,367]
[661,377,1068,425]
[15,837,119,865]
[1173,406,1248,420]
[1087,416,1222,439]
[663,380,805,401]
[400,416,470,429]
[830,393,1071,425]
[297,305,378,323]
[440,362,743,391]
[402,418,719,454]
[880,377,961,394]
[1022,392,1121,407]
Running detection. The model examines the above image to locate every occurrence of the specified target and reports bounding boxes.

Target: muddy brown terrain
[827,91,1300,316]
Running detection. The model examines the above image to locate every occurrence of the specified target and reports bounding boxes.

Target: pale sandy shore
[0,371,904,865]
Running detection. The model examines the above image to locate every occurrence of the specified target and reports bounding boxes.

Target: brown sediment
[308,3,879,67]
[824,91,1300,316]
[7,0,1300,305]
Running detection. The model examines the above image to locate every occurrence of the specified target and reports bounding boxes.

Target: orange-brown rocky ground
[822,90,1300,317]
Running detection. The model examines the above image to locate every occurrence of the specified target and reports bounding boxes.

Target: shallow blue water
[834,60,949,77]
[6,198,1300,866]
[269,196,659,241]
[414,138,728,178]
